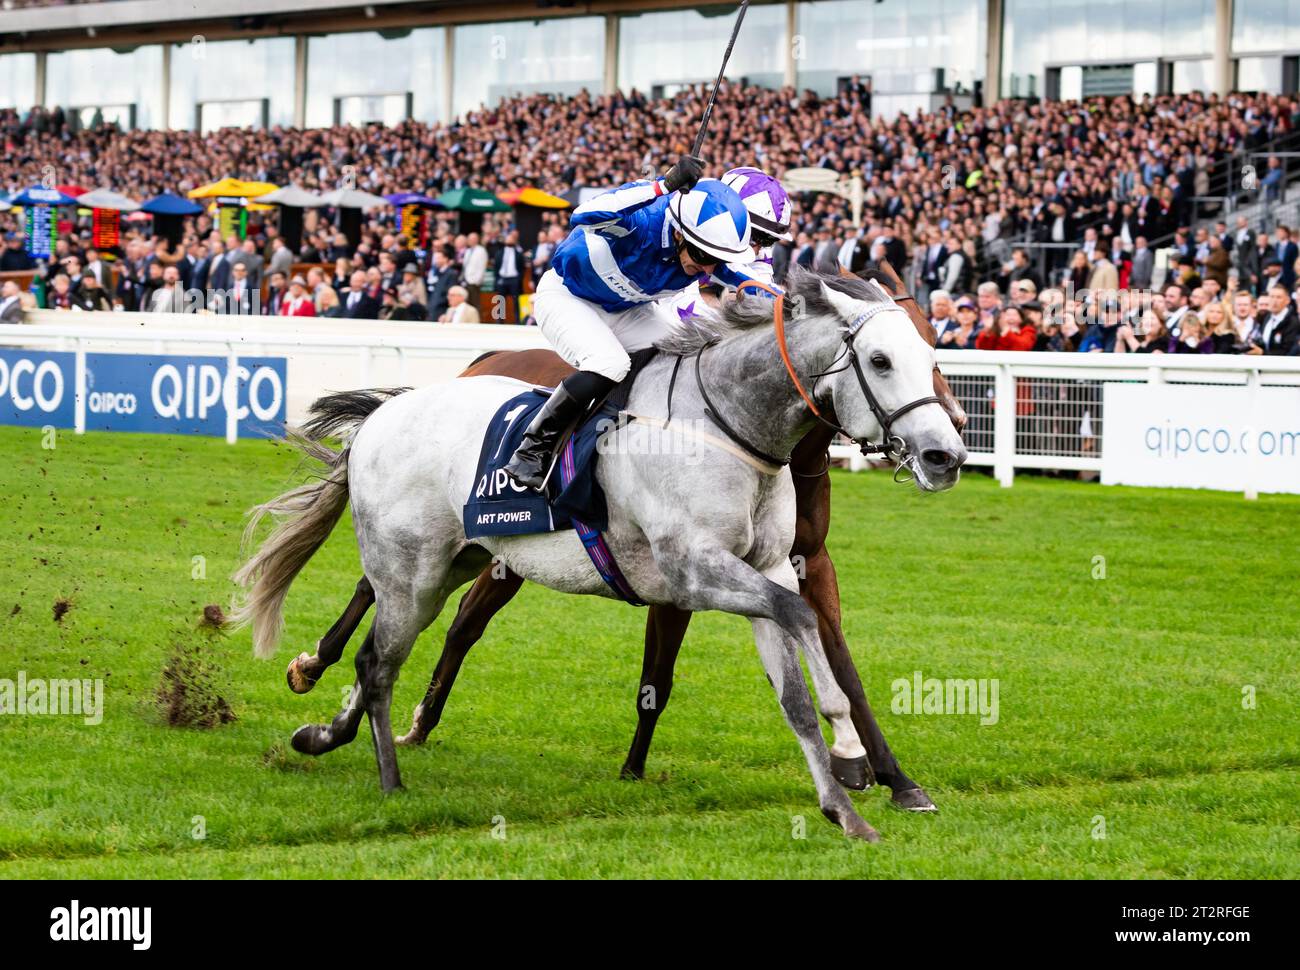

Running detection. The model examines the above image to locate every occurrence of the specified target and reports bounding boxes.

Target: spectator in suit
[793,232,815,269]
[148,265,185,313]
[1231,289,1264,354]
[267,237,294,279]
[1274,226,1298,291]
[493,229,524,322]
[461,232,488,305]
[1259,284,1300,355]
[264,271,288,316]
[1162,283,1192,337]
[230,238,264,289]
[278,276,316,318]
[928,289,955,340]
[226,262,256,315]
[1129,237,1155,291]
[0,233,34,272]
[976,282,1001,331]
[1006,247,1043,292]
[1203,235,1231,290]
[440,285,481,323]
[0,280,23,321]
[343,269,381,320]
[425,244,458,322]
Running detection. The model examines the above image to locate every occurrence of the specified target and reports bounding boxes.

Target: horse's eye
[871,354,891,371]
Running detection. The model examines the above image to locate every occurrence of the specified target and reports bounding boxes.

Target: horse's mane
[655,266,897,357]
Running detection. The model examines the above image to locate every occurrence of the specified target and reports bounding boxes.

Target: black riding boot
[503,370,616,491]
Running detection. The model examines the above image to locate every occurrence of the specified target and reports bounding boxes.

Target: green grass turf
[0,424,1296,878]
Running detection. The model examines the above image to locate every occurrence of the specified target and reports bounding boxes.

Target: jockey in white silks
[504,156,777,490]
[659,166,795,325]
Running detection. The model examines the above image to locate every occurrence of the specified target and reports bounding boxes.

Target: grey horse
[232,268,966,841]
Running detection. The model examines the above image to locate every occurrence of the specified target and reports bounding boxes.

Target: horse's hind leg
[619,604,691,781]
[286,576,375,694]
[397,566,525,746]
[291,625,376,756]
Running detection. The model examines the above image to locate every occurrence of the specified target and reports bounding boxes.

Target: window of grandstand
[1003,0,1214,100]
[452,18,605,119]
[0,53,36,111]
[797,0,984,115]
[617,5,785,96]
[306,28,446,127]
[45,46,163,129]
[168,37,294,130]
[1237,56,1284,93]
[197,98,270,134]
[1233,0,1300,55]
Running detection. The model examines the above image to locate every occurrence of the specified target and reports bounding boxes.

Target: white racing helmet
[666,179,752,263]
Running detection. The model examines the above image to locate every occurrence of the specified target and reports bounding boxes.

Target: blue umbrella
[140,192,204,216]
[9,185,77,206]
[384,192,443,208]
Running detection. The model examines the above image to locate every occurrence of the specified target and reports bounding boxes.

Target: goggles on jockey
[680,236,721,269]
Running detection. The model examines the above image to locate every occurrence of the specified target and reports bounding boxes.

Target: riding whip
[690,0,753,159]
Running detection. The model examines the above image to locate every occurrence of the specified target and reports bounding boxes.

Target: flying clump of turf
[155,639,236,729]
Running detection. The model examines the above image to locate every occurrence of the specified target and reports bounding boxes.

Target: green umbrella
[435,187,512,213]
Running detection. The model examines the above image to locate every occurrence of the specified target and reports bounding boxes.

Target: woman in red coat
[279,276,317,318]
[975,305,1037,351]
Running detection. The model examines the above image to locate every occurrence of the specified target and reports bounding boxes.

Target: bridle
[726,279,944,473]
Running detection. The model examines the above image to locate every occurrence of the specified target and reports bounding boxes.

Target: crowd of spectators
[1,84,1298,352]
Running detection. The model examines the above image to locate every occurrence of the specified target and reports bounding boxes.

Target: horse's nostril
[922,449,957,472]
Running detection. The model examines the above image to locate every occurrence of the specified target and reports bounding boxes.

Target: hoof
[842,813,881,842]
[286,653,318,694]
[830,753,873,791]
[394,729,427,747]
[290,723,329,756]
[618,764,644,781]
[823,804,881,842]
[891,787,938,813]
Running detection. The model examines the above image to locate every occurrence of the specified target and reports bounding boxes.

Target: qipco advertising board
[0,349,286,440]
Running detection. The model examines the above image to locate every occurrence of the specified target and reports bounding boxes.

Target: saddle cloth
[461,349,657,606]
[462,388,615,539]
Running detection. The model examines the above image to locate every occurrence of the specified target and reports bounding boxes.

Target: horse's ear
[818,281,862,324]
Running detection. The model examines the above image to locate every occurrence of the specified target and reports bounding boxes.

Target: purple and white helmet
[721,167,793,242]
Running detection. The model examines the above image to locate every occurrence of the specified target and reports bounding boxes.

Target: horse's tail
[229,388,408,658]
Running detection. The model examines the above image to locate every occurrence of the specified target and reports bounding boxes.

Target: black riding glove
[663,155,705,194]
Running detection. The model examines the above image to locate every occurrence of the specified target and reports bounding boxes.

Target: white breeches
[532,269,675,382]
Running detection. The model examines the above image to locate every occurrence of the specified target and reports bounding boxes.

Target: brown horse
[284,264,965,810]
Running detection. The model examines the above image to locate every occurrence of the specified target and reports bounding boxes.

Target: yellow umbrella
[187,177,280,201]
[497,186,571,209]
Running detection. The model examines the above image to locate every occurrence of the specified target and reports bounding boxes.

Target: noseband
[740,280,944,467]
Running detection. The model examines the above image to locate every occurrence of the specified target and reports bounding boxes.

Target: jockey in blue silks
[505,156,774,490]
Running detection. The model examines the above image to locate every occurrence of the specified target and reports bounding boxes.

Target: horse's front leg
[654,539,878,841]
[802,546,936,812]
[620,604,691,780]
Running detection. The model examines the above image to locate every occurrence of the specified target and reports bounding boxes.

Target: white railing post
[993,363,1015,487]
[1244,368,1260,501]
[74,340,86,435]
[359,345,372,388]
[225,345,239,445]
